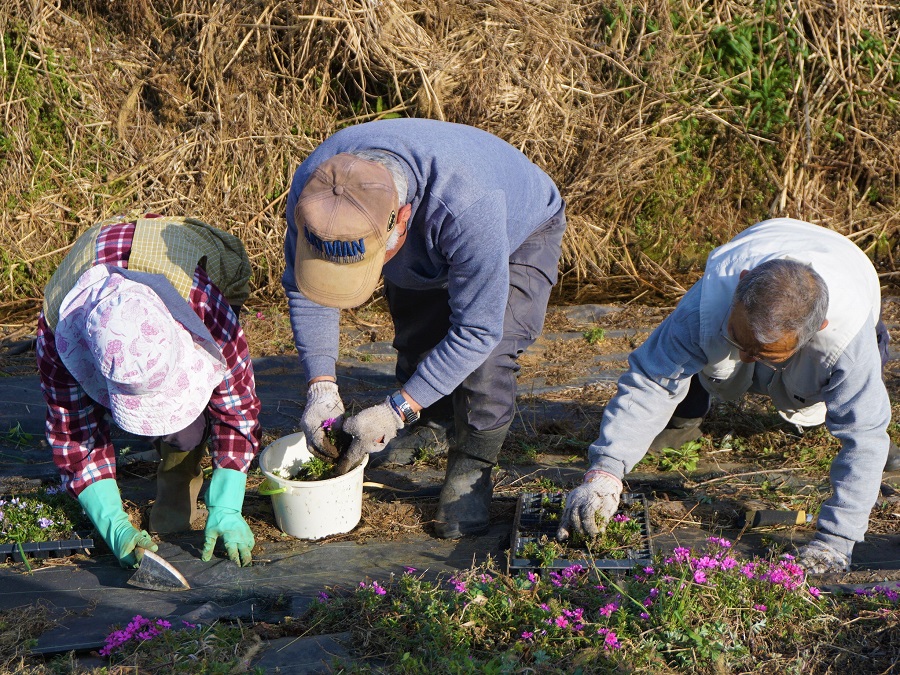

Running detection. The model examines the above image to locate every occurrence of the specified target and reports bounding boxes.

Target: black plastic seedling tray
[509,491,653,574]
[0,538,94,562]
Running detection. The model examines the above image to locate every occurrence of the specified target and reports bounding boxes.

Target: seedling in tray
[509,491,653,573]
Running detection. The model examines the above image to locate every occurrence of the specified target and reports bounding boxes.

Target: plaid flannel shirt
[36,220,261,497]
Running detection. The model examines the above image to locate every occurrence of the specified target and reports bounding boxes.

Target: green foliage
[653,440,702,472]
[582,326,606,345]
[294,456,336,481]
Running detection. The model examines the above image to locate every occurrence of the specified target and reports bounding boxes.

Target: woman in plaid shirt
[36,215,261,568]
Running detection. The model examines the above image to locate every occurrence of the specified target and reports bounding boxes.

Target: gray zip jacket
[282,119,562,408]
[589,219,890,556]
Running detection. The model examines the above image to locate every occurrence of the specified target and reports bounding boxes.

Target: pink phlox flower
[720,556,738,570]
[255,312,265,320]
[597,628,622,649]
[527,571,540,583]
[673,547,691,562]
[693,555,719,570]
[640,611,650,620]
[781,553,795,560]
[642,597,653,608]
[520,631,534,641]
[451,579,467,593]
[155,619,171,629]
[182,620,198,628]
[649,588,660,598]
[563,607,584,621]
[317,592,330,602]
[404,566,417,574]
[740,563,758,579]
[693,570,707,584]
[707,536,732,548]
[643,566,655,575]
[598,601,619,618]
[612,514,630,523]
[538,603,551,612]
[372,581,387,596]
[554,616,569,628]
[753,603,767,612]
[594,583,606,591]
[809,586,821,599]
[322,418,337,431]
[562,564,585,578]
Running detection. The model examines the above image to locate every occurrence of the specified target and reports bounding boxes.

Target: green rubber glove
[202,468,254,566]
[78,479,157,569]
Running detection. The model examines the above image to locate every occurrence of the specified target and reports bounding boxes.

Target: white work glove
[557,469,624,540]
[796,538,851,574]
[301,381,345,459]
[336,397,404,475]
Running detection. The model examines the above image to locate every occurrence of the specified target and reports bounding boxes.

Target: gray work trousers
[384,205,567,433]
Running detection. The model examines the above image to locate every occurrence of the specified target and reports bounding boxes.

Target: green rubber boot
[434,422,510,539]
[149,443,206,534]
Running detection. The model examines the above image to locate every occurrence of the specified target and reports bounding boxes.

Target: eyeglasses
[722,332,784,372]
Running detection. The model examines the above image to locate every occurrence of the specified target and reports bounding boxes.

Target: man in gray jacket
[283,118,566,538]
[558,218,895,573]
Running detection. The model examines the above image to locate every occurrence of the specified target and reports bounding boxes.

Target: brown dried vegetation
[1,0,899,319]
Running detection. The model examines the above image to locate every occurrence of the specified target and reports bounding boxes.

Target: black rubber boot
[885,441,900,473]
[434,422,510,539]
[149,443,205,534]
[648,416,704,454]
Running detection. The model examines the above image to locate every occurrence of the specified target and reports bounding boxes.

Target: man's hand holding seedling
[335,397,405,475]
[557,469,623,541]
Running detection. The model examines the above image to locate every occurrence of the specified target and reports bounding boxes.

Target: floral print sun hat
[55,265,227,436]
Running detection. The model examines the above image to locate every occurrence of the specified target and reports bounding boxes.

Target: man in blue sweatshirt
[558,218,895,573]
[283,119,565,538]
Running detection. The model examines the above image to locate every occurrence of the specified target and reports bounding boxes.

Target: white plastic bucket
[257,432,367,540]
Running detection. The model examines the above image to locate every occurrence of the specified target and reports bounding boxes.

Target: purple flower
[613,514,630,523]
[403,566,417,574]
[693,570,707,584]
[372,581,387,596]
[539,603,551,612]
[809,587,821,599]
[256,312,265,320]
[520,631,534,641]
[322,418,337,431]
[38,517,54,529]
[673,547,691,562]
[554,616,569,628]
[598,601,619,618]
[527,571,540,583]
[317,592,330,602]
[753,603,767,612]
[643,566,655,575]
[640,611,650,620]
[707,536,732,548]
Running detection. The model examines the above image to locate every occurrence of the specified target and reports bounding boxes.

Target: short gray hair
[732,258,829,346]
[351,149,408,250]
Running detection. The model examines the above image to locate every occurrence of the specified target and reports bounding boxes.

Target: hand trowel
[127,549,191,591]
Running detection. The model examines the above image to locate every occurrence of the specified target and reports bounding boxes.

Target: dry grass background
[1,0,899,320]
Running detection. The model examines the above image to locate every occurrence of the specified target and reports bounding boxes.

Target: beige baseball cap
[293,153,399,308]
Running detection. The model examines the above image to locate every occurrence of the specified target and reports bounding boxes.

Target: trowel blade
[127,549,191,591]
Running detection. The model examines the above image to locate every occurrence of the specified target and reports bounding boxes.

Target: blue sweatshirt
[282,119,562,408]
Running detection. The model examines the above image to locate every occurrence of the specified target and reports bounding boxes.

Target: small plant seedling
[582,326,606,345]
[294,456,336,481]
[657,440,702,472]
[2,423,33,448]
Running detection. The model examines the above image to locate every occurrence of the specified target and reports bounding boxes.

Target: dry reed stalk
[0,0,897,317]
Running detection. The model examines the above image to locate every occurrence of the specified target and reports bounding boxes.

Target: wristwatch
[389,390,420,425]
